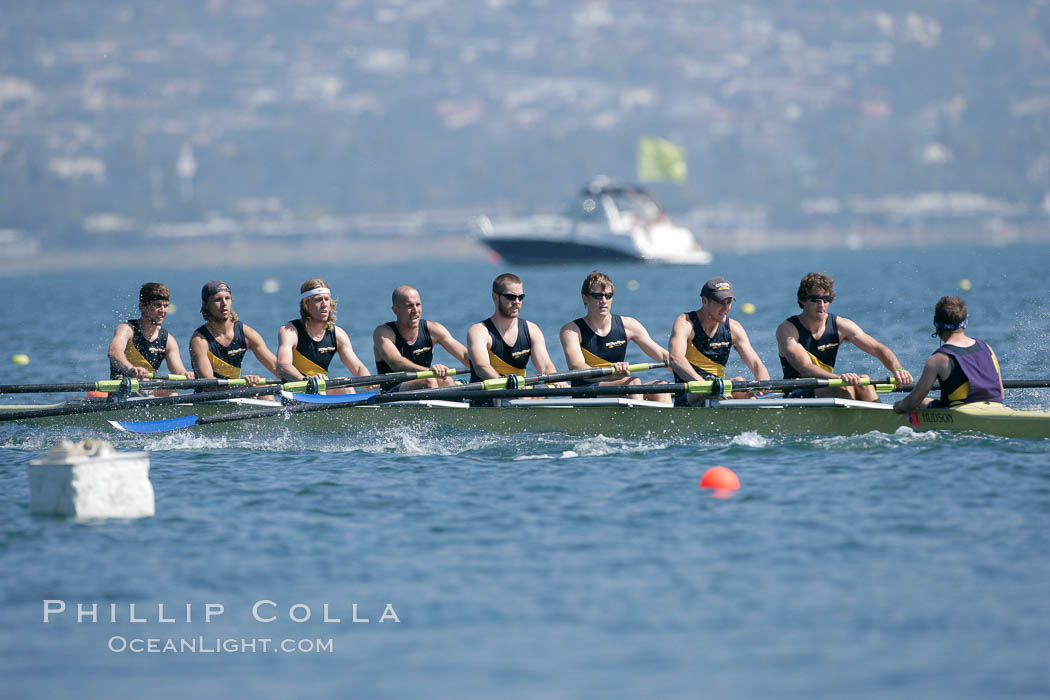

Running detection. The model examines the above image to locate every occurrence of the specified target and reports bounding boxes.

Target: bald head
[392,285,419,306]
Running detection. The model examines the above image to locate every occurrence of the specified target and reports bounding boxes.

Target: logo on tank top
[412,346,433,356]
[605,340,627,349]
[511,349,531,359]
[317,346,336,354]
[817,342,839,352]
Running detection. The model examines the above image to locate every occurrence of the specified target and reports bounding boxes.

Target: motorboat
[475,178,712,264]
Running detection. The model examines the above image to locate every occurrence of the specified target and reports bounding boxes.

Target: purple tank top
[934,338,1003,405]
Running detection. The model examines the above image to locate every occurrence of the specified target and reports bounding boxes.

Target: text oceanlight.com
[107,636,334,654]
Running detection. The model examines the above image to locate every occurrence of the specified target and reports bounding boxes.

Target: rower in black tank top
[779,313,840,379]
[672,311,733,382]
[375,320,434,374]
[468,318,532,383]
[570,315,627,387]
[289,318,338,377]
[193,320,247,379]
[110,319,168,379]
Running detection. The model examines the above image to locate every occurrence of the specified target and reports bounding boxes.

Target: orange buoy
[699,466,740,490]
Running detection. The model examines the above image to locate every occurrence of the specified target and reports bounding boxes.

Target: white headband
[300,287,331,301]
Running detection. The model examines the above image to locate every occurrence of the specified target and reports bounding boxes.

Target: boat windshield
[564,186,663,223]
[606,189,662,222]
[563,196,605,222]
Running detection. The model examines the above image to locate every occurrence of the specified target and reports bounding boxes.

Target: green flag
[637,137,687,184]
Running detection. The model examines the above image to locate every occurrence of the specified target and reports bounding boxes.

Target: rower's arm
[165,333,193,378]
[893,354,947,412]
[335,327,371,377]
[528,322,567,387]
[429,321,471,368]
[188,332,214,379]
[372,324,424,372]
[467,323,499,379]
[839,317,914,385]
[669,313,702,381]
[729,319,770,381]
[623,316,669,365]
[107,323,149,378]
[527,322,559,375]
[559,322,590,372]
[775,320,836,379]
[276,323,305,381]
[244,324,280,378]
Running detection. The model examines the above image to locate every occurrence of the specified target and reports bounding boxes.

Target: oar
[0,366,468,395]
[0,367,468,422]
[887,379,1050,393]
[375,375,894,402]
[110,363,667,434]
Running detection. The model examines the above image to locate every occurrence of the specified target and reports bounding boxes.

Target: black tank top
[194,321,247,379]
[780,314,840,379]
[469,317,532,382]
[111,319,168,378]
[673,311,732,381]
[375,320,435,374]
[289,318,337,377]
[571,315,627,387]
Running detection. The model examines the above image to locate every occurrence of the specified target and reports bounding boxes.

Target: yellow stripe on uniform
[685,345,726,378]
[580,347,613,368]
[207,351,242,379]
[805,350,834,373]
[125,341,153,371]
[292,348,328,377]
[488,351,527,377]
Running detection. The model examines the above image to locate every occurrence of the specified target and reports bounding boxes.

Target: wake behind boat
[475,177,712,265]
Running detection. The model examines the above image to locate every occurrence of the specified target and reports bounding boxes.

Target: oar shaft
[0,385,279,422]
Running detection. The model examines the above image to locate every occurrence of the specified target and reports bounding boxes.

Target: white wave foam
[729,430,768,448]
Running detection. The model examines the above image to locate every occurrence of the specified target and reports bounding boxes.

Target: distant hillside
[1,0,1047,258]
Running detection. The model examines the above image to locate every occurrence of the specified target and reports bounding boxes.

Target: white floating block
[28,439,154,519]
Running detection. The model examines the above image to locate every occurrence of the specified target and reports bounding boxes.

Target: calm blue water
[2,245,1049,698]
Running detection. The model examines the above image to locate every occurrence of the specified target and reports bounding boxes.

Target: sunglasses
[587,292,614,300]
[807,294,832,303]
[500,293,526,302]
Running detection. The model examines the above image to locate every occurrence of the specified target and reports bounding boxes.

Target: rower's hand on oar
[612,361,631,376]
[244,374,263,386]
[838,372,864,386]
[128,366,152,380]
[431,363,451,379]
[892,367,913,386]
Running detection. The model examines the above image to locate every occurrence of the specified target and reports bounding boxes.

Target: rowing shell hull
[268,398,1050,440]
[5,397,1049,439]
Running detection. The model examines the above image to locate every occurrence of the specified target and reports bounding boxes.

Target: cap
[701,277,734,302]
[201,280,231,302]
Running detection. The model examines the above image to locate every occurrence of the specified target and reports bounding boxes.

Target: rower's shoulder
[560,317,584,334]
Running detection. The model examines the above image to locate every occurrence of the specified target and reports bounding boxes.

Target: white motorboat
[475,178,712,264]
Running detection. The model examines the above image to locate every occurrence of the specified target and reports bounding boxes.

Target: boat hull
[480,238,642,264]
[6,397,1048,439]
